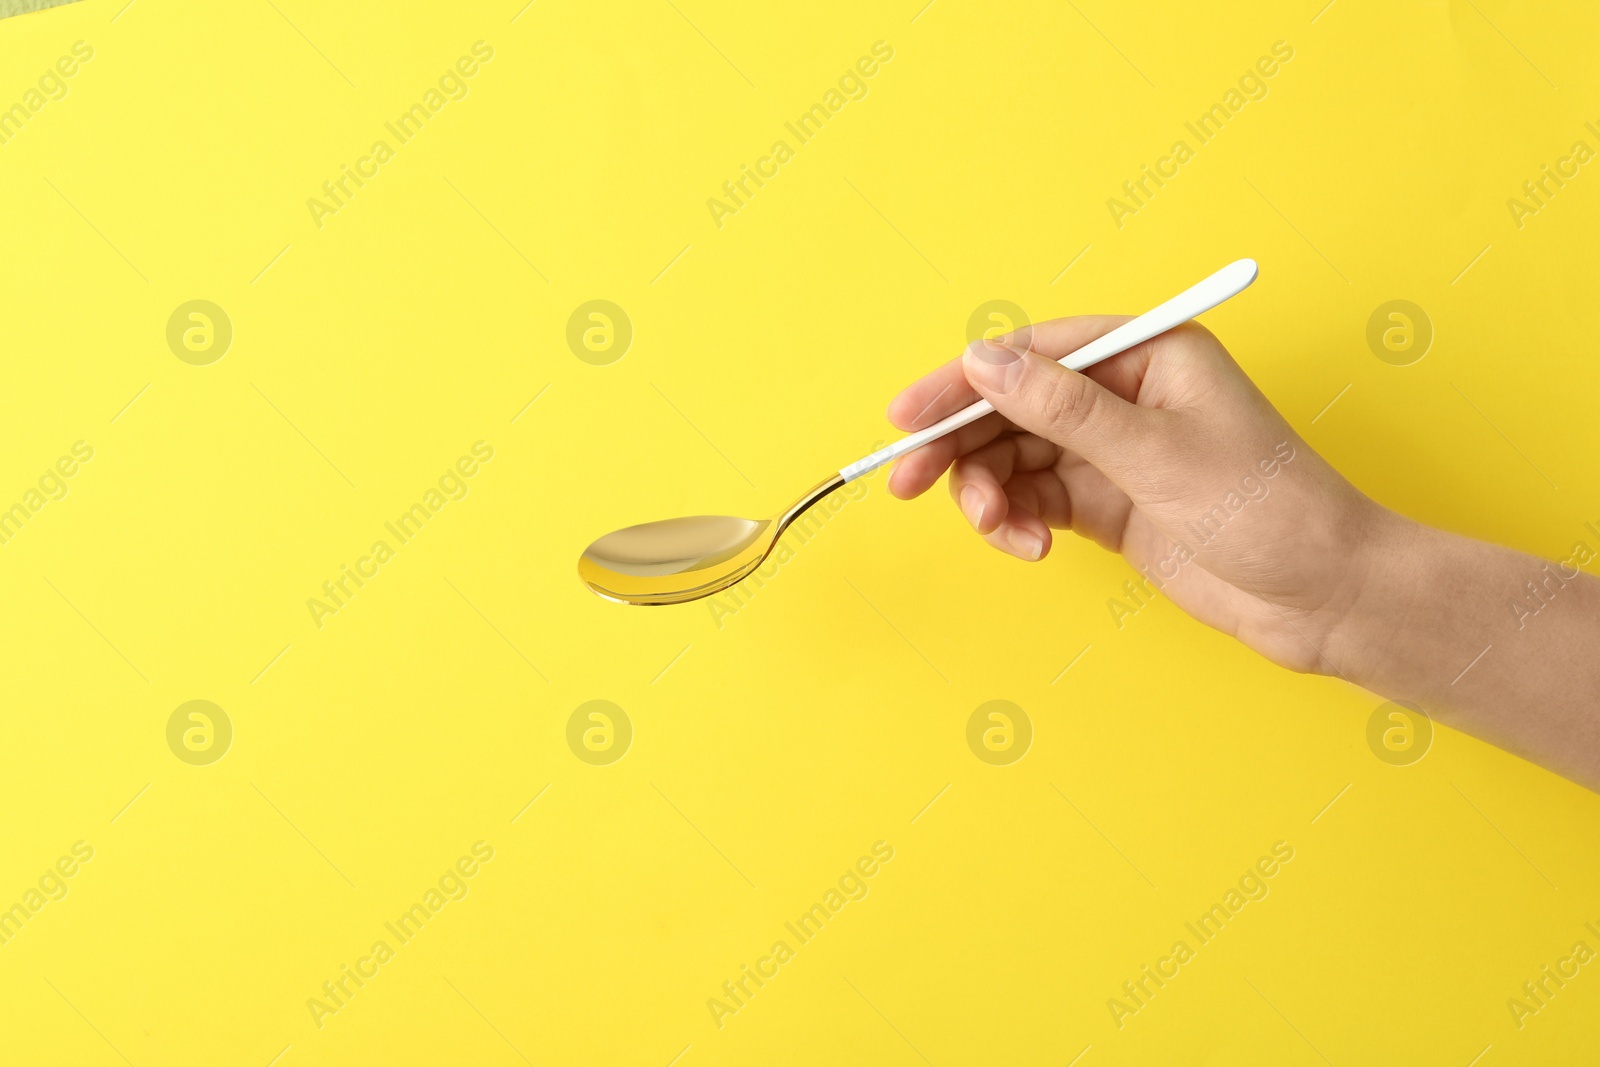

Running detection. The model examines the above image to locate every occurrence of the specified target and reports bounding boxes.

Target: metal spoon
[579,259,1259,606]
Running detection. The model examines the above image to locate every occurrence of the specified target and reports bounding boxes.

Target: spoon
[580,258,1260,605]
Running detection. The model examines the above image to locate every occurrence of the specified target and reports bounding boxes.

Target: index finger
[886,351,980,432]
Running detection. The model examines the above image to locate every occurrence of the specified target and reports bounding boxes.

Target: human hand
[886,318,1397,674]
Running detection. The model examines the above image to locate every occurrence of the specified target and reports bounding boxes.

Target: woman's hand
[887,318,1389,674]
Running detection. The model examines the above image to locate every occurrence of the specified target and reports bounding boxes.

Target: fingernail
[959,485,986,529]
[1008,528,1044,561]
[964,341,1024,393]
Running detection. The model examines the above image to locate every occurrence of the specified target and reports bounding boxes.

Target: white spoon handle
[838,258,1260,483]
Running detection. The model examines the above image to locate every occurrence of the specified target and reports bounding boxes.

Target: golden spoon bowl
[578,474,844,605]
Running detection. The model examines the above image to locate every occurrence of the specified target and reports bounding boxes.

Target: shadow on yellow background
[1,0,1597,1063]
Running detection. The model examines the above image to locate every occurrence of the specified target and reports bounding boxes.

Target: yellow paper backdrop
[2,0,1597,1063]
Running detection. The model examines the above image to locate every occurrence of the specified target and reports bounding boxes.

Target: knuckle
[1036,374,1094,436]
[1170,320,1217,344]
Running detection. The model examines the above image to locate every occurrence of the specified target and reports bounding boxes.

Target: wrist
[1319,503,1437,687]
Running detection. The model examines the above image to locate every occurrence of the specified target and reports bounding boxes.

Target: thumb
[962,339,1164,485]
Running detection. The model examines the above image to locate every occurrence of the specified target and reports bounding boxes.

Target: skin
[887,318,1600,792]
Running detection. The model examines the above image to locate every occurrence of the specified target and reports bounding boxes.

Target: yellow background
[2,0,1598,1063]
